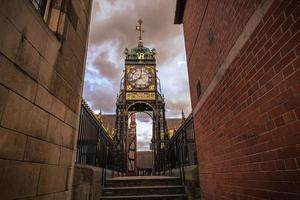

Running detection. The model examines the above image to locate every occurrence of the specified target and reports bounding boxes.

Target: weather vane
[136,19,144,41]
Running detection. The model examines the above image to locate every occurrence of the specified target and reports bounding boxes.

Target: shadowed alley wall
[0,0,92,199]
[177,0,300,199]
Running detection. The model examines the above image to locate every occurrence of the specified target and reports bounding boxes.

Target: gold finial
[136,19,144,43]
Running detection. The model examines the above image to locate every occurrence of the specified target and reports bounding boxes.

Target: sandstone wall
[73,164,115,200]
[0,0,92,199]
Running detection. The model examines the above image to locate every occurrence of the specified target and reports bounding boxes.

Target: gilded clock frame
[125,65,156,92]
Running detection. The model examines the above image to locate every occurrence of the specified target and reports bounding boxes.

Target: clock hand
[133,74,139,81]
[132,71,140,81]
[133,70,141,81]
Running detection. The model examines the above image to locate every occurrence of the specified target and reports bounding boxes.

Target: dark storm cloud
[89,0,183,67]
[93,51,122,80]
[165,99,191,117]
[83,77,117,112]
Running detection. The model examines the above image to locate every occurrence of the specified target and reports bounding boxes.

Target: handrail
[160,114,197,184]
[76,99,117,186]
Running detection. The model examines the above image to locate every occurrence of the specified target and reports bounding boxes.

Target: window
[208,29,214,45]
[196,80,201,98]
[67,1,78,30]
[29,0,66,40]
[30,0,51,21]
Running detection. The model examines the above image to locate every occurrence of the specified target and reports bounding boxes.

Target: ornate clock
[128,68,153,89]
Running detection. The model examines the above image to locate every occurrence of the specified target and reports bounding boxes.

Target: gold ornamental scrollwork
[126,92,156,100]
[126,85,133,91]
[149,85,155,91]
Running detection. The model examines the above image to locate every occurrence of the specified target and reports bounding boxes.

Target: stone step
[100,193,187,200]
[102,185,185,196]
[105,176,182,187]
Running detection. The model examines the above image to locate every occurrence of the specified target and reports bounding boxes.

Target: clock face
[128,68,153,89]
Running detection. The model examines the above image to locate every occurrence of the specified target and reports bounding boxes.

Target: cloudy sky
[83,0,191,150]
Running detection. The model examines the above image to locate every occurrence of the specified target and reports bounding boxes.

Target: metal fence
[162,114,198,182]
[76,100,115,170]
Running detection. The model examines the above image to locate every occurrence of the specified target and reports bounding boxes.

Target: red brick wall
[184,0,262,108]
[183,0,300,199]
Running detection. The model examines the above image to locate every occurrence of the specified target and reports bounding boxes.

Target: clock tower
[124,41,157,100]
[114,20,167,175]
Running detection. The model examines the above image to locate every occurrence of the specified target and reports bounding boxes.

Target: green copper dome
[125,40,156,65]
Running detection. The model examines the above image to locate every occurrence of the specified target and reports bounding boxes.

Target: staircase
[100,176,187,200]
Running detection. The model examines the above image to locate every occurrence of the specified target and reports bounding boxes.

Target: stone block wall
[72,164,115,200]
[0,0,92,199]
[73,165,102,200]
[182,0,300,199]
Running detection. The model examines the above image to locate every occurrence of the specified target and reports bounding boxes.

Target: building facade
[0,0,92,199]
[175,0,300,199]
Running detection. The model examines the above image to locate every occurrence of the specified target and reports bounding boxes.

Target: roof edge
[174,0,186,24]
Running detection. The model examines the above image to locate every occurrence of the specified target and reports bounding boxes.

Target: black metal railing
[76,100,116,184]
[162,114,198,183]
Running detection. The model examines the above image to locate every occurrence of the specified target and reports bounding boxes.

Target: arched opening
[126,102,155,175]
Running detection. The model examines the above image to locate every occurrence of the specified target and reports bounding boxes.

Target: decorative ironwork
[76,99,115,171]
[125,92,156,100]
[162,114,198,182]
[137,168,152,176]
[114,20,168,175]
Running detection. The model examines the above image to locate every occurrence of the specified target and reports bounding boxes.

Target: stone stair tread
[104,185,184,190]
[106,176,179,181]
[102,176,187,199]
[101,193,187,199]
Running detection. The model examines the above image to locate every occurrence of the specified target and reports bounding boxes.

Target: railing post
[181,135,185,185]
[77,101,117,185]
